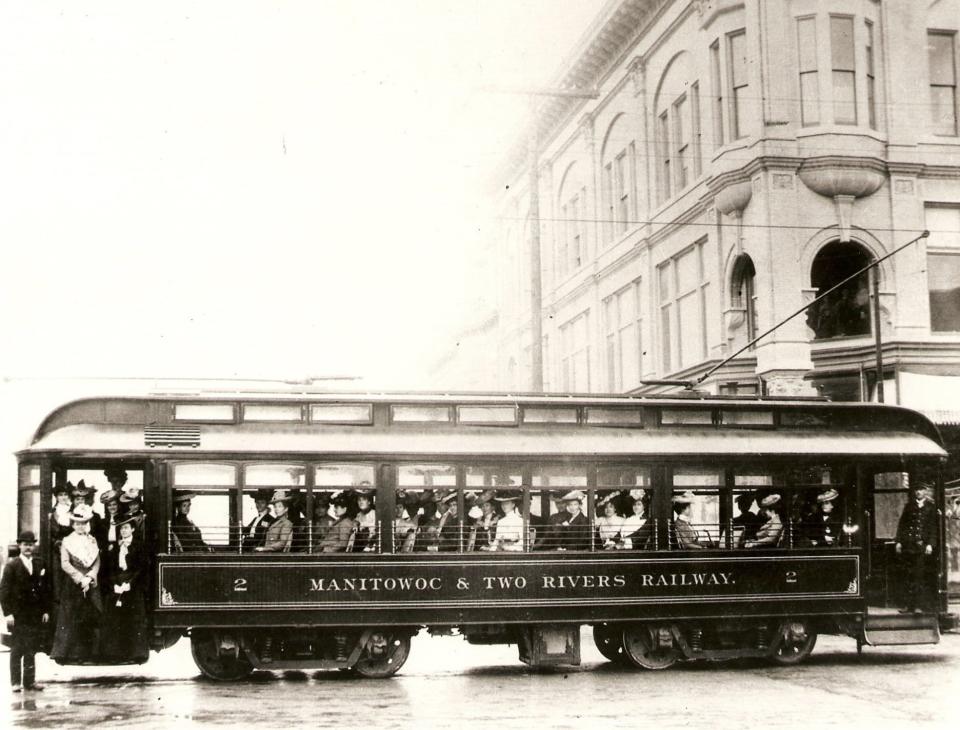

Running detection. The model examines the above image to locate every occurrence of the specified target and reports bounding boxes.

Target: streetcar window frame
[308,404,374,425]
[391,405,454,424]
[173,403,237,423]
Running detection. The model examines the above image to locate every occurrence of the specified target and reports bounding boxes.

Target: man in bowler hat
[0,531,51,691]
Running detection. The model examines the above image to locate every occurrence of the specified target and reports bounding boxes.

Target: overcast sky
[0,0,606,387]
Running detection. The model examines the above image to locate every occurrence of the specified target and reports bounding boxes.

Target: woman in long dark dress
[100,515,149,662]
[51,503,102,663]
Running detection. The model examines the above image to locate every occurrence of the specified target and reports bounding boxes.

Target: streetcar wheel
[190,632,253,681]
[353,633,411,678]
[621,625,679,670]
[592,623,628,664]
[769,621,817,666]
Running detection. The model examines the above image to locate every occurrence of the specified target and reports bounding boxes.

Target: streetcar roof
[21,423,947,459]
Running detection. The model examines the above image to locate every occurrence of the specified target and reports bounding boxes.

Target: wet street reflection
[2,631,959,729]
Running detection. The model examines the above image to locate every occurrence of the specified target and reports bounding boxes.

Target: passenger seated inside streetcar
[171,492,210,552]
[353,486,376,552]
[255,490,295,552]
[619,490,654,550]
[744,494,784,548]
[318,493,356,552]
[489,492,523,551]
[807,489,843,547]
[729,493,762,547]
[394,501,417,552]
[595,493,625,549]
[468,493,499,551]
[435,492,461,552]
[671,491,709,549]
[311,492,334,545]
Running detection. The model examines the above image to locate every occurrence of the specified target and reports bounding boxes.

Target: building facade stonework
[488,0,960,426]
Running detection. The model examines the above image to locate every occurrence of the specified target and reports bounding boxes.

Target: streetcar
[6,392,955,678]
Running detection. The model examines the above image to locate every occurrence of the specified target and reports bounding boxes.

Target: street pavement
[1,629,958,730]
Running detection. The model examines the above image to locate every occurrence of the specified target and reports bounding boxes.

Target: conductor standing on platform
[0,531,51,692]
[895,485,938,614]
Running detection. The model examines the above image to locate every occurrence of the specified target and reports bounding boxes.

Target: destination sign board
[157,555,860,610]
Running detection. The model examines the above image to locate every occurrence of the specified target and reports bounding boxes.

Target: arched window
[556,163,586,279]
[730,254,758,344]
[807,242,872,340]
[653,52,702,204]
[600,114,637,245]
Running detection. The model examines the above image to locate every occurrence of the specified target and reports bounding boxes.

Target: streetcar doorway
[865,471,940,612]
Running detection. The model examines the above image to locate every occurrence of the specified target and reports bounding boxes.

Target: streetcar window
[18,464,41,539]
[242,404,303,422]
[19,489,41,540]
[457,405,518,425]
[522,407,578,424]
[174,403,235,422]
[173,463,237,549]
[873,472,910,540]
[247,464,306,487]
[532,465,588,488]
[391,405,452,423]
[597,467,653,551]
[728,473,776,548]
[186,494,232,547]
[465,466,521,489]
[661,408,713,425]
[174,463,237,486]
[721,409,773,426]
[585,408,643,426]
[315,463,376,487]
[398,464,456,488]
[787,466,849,548]
[309,404,373,424]
[671,469,721,549]
[242,464,308,552]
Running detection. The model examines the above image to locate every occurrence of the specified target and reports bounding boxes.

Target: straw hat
[672,490,696,505]
[760,493,782,508]
[172,491,197,503]
[270,490,295,504]
[817,489,839,504]
[99,490,121,505]
[561,490,585,503]
[69,504,94,523]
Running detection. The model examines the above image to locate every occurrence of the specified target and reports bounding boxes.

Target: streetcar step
[863,613,940,645]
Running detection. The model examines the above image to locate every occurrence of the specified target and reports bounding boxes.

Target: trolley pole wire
[643,230,930,392]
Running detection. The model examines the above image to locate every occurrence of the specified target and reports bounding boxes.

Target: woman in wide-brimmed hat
[171,491,209,552]
[51,504,102,663]
[595,493,625,550]
[671,490,709,550]
[95,489,123,554]
[255,491,295,552]
[619,490,654,550]
[808,489,843,547]
[489,491,523,552]
[318,493,357,553]
[99,514,149,663]
[745,494,784,548]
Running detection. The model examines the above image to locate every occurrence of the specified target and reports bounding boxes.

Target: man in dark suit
[895,486,939,613]
[0,531,51,692]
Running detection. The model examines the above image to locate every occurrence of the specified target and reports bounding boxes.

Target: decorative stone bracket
[797,162,886,242]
